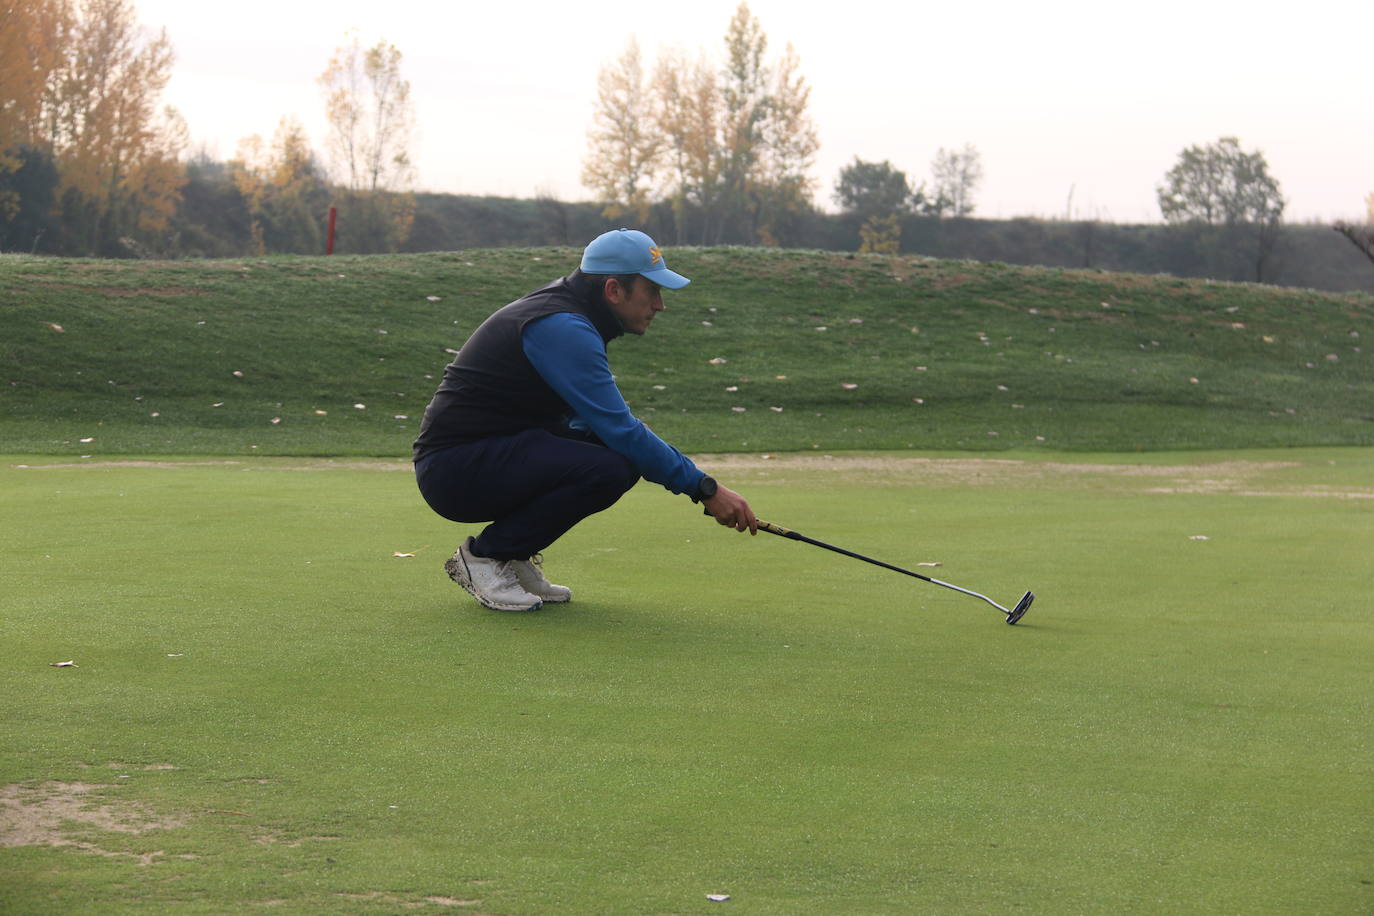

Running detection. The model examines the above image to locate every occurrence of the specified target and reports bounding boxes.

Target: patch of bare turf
[0,781,184,860]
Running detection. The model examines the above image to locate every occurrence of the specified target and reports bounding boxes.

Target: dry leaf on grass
[49,660,78,667]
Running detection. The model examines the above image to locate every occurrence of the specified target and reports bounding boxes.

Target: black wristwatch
[694,475,718,503]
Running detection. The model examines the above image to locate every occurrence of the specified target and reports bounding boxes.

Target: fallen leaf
[709,357,728,365]
[233,370,244,377]
[725,385,739,392]
[916,562,942,567]
[814,326,827,331]
[393,552,416,558]
[840,383,858,389]
[769,406,784,412]
[48,323,64,332]
[50,660,78,668]
[314,409,328,415]
[353,403,366,409]
[1189,535,1211,541]
[270,417,281,425]
[426,295,441,301]
[166,653,185,658]
[212,402,224,408]
[652,385,666,390]
[707,895,731,903]
[731,407,746,413]
[79,437,94,443]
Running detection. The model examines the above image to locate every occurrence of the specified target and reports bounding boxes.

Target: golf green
[2,449,1371,913]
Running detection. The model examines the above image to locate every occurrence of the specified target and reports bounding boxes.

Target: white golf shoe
[444,537,543,612]
[511,554,572,603]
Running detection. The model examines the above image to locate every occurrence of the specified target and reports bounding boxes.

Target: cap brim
[642,266,690,290]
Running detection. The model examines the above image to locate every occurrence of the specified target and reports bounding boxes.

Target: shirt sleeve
[521,312,706,496]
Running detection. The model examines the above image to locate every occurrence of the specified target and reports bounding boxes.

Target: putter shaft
[751,518,1033,624]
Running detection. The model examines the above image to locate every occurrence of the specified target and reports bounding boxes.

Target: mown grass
[1,452,1371,913]
[3,248,1371,456]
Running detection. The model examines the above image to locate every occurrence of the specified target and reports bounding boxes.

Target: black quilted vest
[412,271,624,461]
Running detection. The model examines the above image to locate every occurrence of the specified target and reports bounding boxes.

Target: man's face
[605,276,665,336]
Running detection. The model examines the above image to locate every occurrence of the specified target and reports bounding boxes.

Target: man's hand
[703,484,758,535]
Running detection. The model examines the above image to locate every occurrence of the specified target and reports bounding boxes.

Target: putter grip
[702,508,794,538]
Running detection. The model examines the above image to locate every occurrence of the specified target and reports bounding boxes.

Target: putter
[710,511,1033,624]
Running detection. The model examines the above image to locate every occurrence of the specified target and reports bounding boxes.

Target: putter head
[1005,591,1034,625]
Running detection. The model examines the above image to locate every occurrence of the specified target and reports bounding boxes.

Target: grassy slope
[2,248,1371,456]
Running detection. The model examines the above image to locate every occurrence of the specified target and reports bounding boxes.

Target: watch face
[700,477,718,499]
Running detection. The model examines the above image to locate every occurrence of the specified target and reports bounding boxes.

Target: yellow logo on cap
[649,246,662,265]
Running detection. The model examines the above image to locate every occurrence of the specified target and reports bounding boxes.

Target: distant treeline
[4,155,1369,295]
[404,193,1374,296]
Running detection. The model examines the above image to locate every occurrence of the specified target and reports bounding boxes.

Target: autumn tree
[930,144,983,217]
[651,48,720,243]
[1157,136,1286,281]
[0,0,68,178]
[583,2,818,246]
[0,0,65,248]
[1,0,186,255]
[318,32,415,252]
[715,3,818,244]
[231,118,329,254]
[582,38,662,224]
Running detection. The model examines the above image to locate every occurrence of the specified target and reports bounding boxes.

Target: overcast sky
[134,0,1371,225]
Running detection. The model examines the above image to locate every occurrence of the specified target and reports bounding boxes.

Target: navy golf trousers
[414,428,640,560]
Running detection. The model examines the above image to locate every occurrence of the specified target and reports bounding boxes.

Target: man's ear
[602,277,623,304]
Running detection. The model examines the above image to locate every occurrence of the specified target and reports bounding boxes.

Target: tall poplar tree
[581,37,662,224]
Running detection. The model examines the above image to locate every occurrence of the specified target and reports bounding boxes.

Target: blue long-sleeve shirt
[521,312,705,496]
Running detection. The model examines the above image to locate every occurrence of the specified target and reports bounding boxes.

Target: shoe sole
[444,554,543,613]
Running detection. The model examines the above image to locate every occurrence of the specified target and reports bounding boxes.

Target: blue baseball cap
[580,229,690,289]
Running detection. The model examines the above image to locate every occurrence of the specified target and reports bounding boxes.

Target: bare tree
[930,144,983,217]
[318,32,414,194]
[318,31,415,252]
[1334,222,1374,266]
